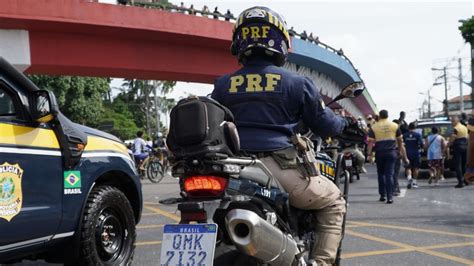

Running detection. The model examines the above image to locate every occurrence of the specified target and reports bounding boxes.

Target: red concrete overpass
[0,0,377,116]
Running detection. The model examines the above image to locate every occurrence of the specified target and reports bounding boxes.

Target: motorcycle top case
[167,96,240,159]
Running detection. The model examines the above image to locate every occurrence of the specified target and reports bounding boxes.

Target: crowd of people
[365,110,471,204]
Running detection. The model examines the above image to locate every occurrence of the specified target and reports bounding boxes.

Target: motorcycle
[342,146,360,184]
[161,82,366,266]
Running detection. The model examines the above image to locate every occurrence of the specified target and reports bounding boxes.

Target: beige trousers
[260,156,346,265]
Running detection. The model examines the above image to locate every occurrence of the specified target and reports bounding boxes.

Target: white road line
[398,188,406,198]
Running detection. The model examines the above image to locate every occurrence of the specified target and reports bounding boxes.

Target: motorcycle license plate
[160,224,218,266]
[345,159,353,167]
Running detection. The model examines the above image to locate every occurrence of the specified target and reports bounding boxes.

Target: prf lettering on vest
[229,74,281,93]
[241,26,271,39]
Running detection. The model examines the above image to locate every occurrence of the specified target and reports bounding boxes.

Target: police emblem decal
[0,162,24,222]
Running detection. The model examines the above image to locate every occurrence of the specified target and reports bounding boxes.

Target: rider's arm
[300,77,348,138]
[211,76,228,103]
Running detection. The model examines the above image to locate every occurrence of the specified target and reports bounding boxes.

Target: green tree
[120,79,176,137]
[459,16,474,44]
[99,99,138,140]
[29,75,110,126]
[459,16,474,107]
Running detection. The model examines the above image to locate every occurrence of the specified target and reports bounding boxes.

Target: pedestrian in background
[367,110,409,204]
[395,111,409,134]
[403,122,423,189]
[463,116,474,183]
[425,127,446,186]
[213,7,221,19]
[449,116,469,188]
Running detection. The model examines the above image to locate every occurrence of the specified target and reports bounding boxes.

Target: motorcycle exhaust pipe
[225,209,299,265]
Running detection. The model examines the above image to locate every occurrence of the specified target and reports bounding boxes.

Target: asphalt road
[15,165,474,265]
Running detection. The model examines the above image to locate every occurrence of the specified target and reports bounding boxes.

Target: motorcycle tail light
[184,176,228,197]
[344,152,352,157]
[181,211,207,221]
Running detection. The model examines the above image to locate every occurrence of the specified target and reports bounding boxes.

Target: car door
[0,81,62,251]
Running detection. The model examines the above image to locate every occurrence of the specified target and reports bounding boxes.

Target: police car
[416,117,454,174]
[0,57,142,264]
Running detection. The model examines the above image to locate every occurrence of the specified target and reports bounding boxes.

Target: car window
[0,87,16,116]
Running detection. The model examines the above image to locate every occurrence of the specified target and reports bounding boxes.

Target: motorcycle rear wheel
[214,245,261,266]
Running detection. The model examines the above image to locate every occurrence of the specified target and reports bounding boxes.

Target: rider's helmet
[231,6,291,66]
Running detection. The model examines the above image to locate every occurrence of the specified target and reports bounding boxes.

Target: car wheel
[78,185,136,265]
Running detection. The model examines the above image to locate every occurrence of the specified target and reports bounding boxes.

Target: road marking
[345,224,369,229]
[342,248,411,259]
[398,188,406,197]
[342,241,474,259]
[141,213,159,217]
[346,230,474,265]
[137,224,165,229]
[136,240,162,246]
[423,242,474,250]
[143,204,180,222]
[348,221,474,238]
[144,201,161,205]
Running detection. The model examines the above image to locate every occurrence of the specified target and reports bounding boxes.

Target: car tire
[78,185,136,265]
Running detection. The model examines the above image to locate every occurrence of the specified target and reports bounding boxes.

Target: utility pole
[459,58,464,112]
[471,44,474,113]
[428,90,431,117]
[154,81,160,136]
[443,67,449,117]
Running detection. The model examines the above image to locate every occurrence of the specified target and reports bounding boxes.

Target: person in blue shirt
[211,6,349,264]
[403,122,423,188]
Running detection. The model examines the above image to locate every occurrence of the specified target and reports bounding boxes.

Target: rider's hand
[345,116,356,127]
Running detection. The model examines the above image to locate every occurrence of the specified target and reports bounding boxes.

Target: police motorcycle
[160,82,365,266]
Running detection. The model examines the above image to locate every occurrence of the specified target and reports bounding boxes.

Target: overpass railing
[122,0,362,79]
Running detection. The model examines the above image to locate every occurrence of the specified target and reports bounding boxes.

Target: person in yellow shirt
[464,117,474,183]
[367,110,409,204]
[449,116,469,188]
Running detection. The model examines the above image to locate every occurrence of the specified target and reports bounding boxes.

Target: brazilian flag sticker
[64,171,81,191]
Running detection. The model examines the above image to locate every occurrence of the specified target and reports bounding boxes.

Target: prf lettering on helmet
[267,13,290,41]
[241,26,271,39]
[229,74,281,93]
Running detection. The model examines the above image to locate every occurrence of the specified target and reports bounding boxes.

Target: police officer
[367,110,409,204]
[449,116,469,188]
[211,6,349,265]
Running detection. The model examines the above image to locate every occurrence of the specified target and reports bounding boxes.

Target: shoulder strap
[428,135,438,149]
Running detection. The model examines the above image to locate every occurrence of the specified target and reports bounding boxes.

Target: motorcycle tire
[334,170,350,266]
[343,170,350,201]
[214,245,261,266]
[147,160,165,183]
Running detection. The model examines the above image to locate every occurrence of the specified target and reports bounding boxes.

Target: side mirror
[327,82,366,106]
[30,90,59,123]
[341,82,365,98]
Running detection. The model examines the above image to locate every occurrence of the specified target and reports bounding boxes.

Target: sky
[105,0,473,123]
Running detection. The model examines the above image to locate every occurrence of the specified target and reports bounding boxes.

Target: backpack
[166,96,240,159]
